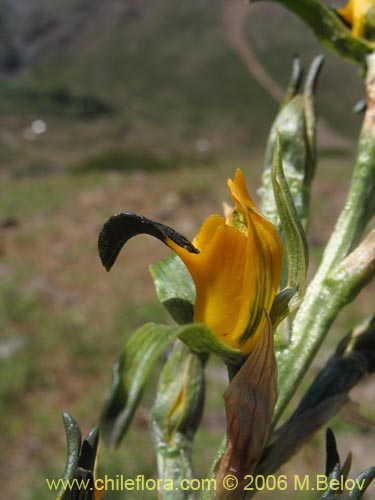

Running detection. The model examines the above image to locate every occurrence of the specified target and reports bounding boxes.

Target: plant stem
[273,52,375,426]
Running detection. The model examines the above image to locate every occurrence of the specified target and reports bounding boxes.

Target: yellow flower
[99,169,283,354]
[166,169,283,353]
[337,0,375,39]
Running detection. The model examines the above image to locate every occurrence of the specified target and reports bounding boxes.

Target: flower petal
[167,217,250,349]
[169,171,283,354]
[98,212,198,271]
[227,170,284,352]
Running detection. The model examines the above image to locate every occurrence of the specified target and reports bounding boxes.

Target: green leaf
[249,0,373,64]
[303,55,324,187]
[348,467,375,499]
[271,135,309,324]
[100,323,178,448]
[260,56,323,234]
[101,321,243,448]
[151,343,206,500]
[150,254,195,324]
[270,287,296,330]
[61,413,81,482]
[57,415,100,500]
[280,55,303,107]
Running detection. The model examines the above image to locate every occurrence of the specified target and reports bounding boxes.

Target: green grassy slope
[1,3,375,499]
[0,0,365,175]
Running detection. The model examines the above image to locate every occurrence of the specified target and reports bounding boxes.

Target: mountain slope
[0,0,364,174]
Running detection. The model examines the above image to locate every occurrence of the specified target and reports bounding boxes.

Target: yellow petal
[166,169,283,354]
[228,169,284,351]
[337,0,355,26]
[227,168,257,213]
[167,216,249,348]
[337,0,375,38]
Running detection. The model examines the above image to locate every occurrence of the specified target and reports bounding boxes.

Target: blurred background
[1,0,374,498]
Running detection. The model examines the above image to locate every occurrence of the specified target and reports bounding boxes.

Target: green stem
[273,53,375,425]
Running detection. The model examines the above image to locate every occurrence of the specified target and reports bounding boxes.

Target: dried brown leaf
[216,317,277,498]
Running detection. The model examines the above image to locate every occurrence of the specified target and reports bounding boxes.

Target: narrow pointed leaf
[57,417,100,500]
[285,315,375,429]
[341,453,353,482]
[256,395,348,478]
[271,136,309,324]
[280,55,303,107]
[61,413,82,482]
[260,81,306,229]
[101,322,242,448]
[303,55,324,186]
[100,322,178,448]
[321,463,343,499]
[269,287,296,329]
[325,428,340,477]
[77,427,99,472]
[150,254,195,324]
[348,467,375,499]
[260,56,322,237]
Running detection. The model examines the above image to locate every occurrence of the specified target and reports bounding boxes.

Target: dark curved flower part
[325,428,353,485]
[319,428,375,500]
[98,212,199,271]
[288,314,375,421]
[325,428,341,477]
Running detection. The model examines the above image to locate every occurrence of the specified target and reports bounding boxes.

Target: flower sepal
[177,322,245,365]
[270,135,309,329]
[150,254,195,325]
